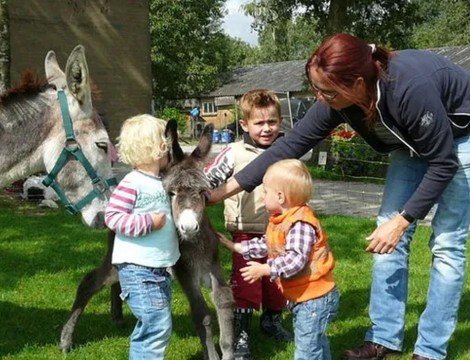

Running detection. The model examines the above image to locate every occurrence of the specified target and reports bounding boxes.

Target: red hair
[305,33,394,127]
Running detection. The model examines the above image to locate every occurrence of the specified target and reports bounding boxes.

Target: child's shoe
[260,309,294,342]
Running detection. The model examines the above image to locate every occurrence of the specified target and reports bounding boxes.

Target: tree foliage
[253,16,321,63]
[242,0,422,63]
[148,0,470,108]
[302,0,420,48]
[411,0,470,48]
[149,0,254,109]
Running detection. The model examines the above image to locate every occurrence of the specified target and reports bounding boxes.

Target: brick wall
[9,0,152,141]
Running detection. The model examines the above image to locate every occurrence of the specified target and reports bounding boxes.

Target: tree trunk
[326,0,348,35]
[273,18,289,61]
[0,0,10,93]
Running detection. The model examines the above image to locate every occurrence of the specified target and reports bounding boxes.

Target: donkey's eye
[168,191,175,197]
[96,141,108,154]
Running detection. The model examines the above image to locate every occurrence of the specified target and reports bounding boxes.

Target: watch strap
[399,209,415,223]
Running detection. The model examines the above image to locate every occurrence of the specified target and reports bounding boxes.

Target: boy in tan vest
[204,89,293,360]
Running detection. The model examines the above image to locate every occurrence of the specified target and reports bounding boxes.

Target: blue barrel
[212,130,220,143]
[220,129,229,143]
[221,129,235,143]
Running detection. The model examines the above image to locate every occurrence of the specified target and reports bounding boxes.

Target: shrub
[158,107,187,134]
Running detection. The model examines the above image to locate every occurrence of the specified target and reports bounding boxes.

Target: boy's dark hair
[239,89,281,120]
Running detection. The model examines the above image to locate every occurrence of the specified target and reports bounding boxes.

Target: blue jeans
[118,264,172,360]
[366,137,470,359]
[291,286,340,360]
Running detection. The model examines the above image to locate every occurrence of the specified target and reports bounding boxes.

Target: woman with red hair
[209,33,470,360]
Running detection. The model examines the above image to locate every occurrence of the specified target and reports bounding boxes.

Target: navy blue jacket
[235,50,470,220]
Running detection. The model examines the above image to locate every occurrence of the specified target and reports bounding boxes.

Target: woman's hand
[365,214,411,254]
[240,262,270,284]
[151,212,166,230]
[207,179,242,205]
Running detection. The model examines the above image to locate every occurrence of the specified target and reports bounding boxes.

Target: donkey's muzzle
[176,209,200,240]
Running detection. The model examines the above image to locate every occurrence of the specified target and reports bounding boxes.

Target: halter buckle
[93,178,108,194]
[65,140,80,153]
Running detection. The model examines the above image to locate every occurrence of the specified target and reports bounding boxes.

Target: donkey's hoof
[60,341,72,354]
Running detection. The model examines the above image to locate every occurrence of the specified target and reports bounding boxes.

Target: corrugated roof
[206,60,307,97]
[206,45,470,98]
[429,45,470,69]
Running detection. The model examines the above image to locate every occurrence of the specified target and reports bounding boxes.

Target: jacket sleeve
[104,181,153,237]
[234,102,342,192]
[396,79,459,219]
[203,145,234,188]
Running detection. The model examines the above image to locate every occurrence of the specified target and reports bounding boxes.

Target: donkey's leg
[60,263,119,352]
[60,231,121,353]
[175,266,220,360]
[210,262,234,360]
[110,281,123,324]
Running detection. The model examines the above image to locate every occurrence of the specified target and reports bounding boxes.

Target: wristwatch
[399,209,415,223]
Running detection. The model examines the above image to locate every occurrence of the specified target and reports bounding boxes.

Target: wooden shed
[8,0,152,141]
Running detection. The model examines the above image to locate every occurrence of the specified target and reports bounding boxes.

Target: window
[202,101,216,115]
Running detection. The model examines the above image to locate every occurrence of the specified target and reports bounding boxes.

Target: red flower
[330,130,355,139]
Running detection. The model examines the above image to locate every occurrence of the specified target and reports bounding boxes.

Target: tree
[411,0,470,48]
[243,0,294,61]
[0,0,9,93]
[242,0,422,63]
[149,0,253,109]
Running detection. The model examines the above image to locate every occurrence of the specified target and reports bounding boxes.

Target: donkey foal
[60,120,234,360]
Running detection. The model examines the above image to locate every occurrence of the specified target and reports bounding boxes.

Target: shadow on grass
[0,300,129,357]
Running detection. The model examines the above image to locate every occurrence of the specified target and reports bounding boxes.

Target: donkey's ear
[192,123,213,160]
[165,119,185,163]
[44,50,66,90]
[65,45,92,116]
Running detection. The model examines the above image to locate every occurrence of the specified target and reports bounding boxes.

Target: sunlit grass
[1,192,469,359]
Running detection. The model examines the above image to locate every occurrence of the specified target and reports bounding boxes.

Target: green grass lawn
[1,191,470,359]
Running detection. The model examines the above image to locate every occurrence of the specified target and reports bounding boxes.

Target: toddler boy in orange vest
[218,159,340,360]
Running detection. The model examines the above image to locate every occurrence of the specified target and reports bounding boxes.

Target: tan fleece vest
[224,141,268,234]
[266,206,336,302]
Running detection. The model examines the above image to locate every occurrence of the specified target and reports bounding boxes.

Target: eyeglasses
[311,82,339,101]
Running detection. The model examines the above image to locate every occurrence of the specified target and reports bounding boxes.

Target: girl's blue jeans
[117,264,172,360]
[366,136,470,360]
[291,286,340,360]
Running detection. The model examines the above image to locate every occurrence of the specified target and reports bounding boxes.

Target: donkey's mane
[0,70,52,106]
[0,70,103,107]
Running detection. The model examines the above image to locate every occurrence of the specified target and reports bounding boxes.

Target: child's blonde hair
[117,114,168,167]
[263,159,313,206]
[239,89,281,121]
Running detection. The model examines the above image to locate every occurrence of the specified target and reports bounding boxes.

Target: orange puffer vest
[266,205,336,302]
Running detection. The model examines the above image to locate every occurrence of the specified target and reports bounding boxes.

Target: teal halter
[42,90,117,215]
